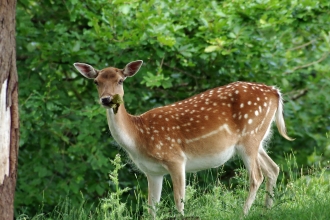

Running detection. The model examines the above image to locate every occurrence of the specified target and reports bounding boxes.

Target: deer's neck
[106,104,139,155]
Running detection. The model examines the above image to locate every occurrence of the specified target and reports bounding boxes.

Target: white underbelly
[185,146,236,172]
[130,155,168,176]
[129,147,236,175]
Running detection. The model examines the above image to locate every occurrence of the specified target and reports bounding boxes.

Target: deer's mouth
[100,96,112,107]
[100,94,123,114]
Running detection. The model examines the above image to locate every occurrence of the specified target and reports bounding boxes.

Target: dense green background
[15,0,330,216]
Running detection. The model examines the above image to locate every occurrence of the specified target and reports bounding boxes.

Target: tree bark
[0,0,19,219]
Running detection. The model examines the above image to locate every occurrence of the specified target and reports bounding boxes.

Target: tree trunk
[0,0,19,219]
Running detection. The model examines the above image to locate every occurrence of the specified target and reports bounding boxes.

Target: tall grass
[17,153,330,220]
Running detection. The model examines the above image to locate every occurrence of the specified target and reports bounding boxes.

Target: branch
[163,63,199,80]
[284,52,329,74]
[288,40,316,51]
[285,89,308,101]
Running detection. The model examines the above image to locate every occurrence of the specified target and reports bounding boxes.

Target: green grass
[17,154,330,220]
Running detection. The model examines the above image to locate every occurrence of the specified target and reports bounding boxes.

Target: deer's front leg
[168,163,186,215]
[147,174,163,216]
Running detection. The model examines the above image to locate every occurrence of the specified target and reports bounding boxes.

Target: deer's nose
[101,96,112,105]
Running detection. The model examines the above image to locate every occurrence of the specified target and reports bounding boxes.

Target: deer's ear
[123,60,143,78]
[73,63,99,79]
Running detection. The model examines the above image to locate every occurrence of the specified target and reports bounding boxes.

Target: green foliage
[98,154,131,219]
[16,0,330,217]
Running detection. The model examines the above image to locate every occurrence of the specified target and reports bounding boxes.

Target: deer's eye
[94,80,98,85]
[118,79,124,85]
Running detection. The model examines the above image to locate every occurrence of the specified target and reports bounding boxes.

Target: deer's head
[74,60,143,108]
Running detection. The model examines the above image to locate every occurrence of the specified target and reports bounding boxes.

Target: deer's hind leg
[258,148,279,208]
[236,140,264,215]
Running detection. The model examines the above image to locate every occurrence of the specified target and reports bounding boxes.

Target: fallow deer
[73,60,293,216]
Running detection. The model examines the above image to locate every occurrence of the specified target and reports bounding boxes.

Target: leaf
[119,5,130,15]
[157,35,176,47]
[282,78,289,88]
[110,94,124,114]
[72,41,80,52]
[204,45,219,53]
[91,18,100,34]
[112,94,124,105]
[26,42,37,52]
[228,32,236,38]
